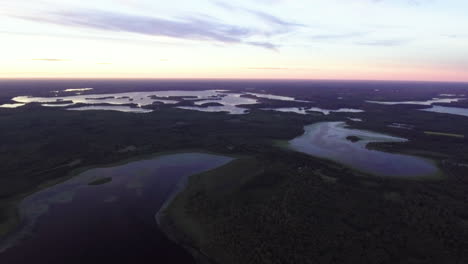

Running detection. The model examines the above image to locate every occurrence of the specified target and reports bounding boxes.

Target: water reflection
[68,105,153,113]
[262,107,364,115]
[421,105,468,117]
[244,92,306,102]
[0,153,233,263]
[9,90,308,115]
[180,93,256,114]
[288,122,439,177]
[63,88,94,92]
[178,106,248,115]
[0,103,25,108]
[367,97,463,106]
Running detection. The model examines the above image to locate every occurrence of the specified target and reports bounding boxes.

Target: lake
[0,153,233,264]
[262,107,363,115]
[4,90,307,115]
[289,122,440,177]
[421,105,468,118]
[366,97,463,106]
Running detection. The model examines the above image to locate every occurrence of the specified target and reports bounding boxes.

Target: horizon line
[0,77,467,84]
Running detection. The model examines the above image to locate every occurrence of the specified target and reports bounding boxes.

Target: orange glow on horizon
[1,67,467,83]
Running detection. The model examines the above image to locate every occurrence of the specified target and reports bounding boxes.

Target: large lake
[0,153,233,264]
[3,89,307,115]
[289,122,440,177]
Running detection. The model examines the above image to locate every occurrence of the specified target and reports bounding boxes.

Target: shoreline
[157,210,218,264]
[0,149,236,253]
[154,157,262,264]
[155,158,239,264]
[282,122,444,180]
[155,142,450,263]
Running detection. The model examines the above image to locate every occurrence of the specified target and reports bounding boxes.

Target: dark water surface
[289,122,440,177]
[0,153,232,264]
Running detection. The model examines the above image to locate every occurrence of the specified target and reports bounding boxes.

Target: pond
[0,153,233,264]
[288,122,440,178]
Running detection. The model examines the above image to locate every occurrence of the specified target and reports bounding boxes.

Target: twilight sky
[1,0,468,81]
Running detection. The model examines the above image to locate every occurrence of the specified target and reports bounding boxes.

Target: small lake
[178,93,257,114]
[262,107,364,115]
[68,105,153,113]
[289,122,440,177]
[0,153,233,264]
[366,97,463,106]
[421,105,468,118]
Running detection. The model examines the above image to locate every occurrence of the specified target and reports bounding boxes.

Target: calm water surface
[366,97,463,105]
[262,107,363,115]
[68,105,153,113]
[6,90,307,114]
[0,153,233,264]
[421,105,468,117]
[289,122,439,177]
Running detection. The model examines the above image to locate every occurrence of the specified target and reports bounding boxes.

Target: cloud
[246,67,316,71]
[245,9,303,28]
[213,1,304,32]
[246,41,279,50]
[32,58,69,61]
[309,31,411,47]
[12,9,278,49]
[443,34,468,39]
[0,30,188,47]
[247,67,288,70]
[355,39,409,46]
[371,0,428,5]
[310,32,367,40]
[251,0,287,4]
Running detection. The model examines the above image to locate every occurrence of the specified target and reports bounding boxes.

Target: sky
[1,0,468,81]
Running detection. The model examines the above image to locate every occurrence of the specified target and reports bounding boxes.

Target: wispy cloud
[309,30,411,47]
[12,9,279,49]
[246,9,303,28]
[355,39,410,46]
[246,67,314,71]
[443,34,468,39]
[371,0,428,6]
[213,1,304,33]
[32,58,69,61]
[310,32,367,40]
[246,41,279,50]
[247,67,289,70]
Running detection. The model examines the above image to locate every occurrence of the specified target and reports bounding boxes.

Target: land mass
[1,81,468,263]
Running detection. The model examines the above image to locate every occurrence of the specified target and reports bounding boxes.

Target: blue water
[0,153,233,264]
[289,122,440,177]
